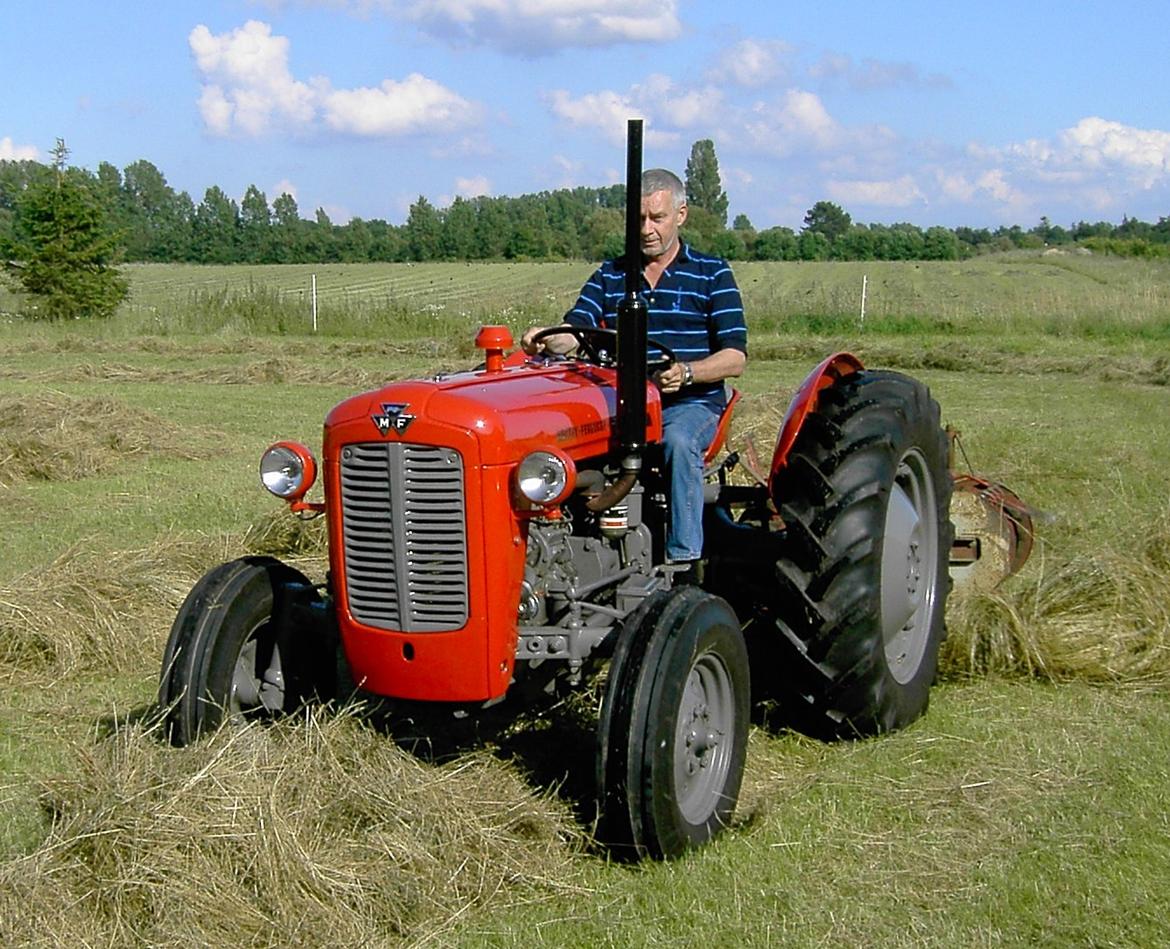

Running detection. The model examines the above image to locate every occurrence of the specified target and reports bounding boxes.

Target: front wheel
[158,556,322,746]
[596,586,750,859]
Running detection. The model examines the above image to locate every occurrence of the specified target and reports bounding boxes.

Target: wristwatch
[681,362,694,387]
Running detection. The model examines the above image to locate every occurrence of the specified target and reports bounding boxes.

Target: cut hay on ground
[0,358,414,389]
[0,335,451,361]
[717,388,788,486]
[0,709,587,948]
[243,507,328,559]
[732,389,1170,685]
[0,394,215,488]
[0,513,332,683]
[0,536,234,680]
[941,519,1170,683]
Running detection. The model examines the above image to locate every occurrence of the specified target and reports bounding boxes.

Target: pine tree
[684,139,729,228]
[1,139,129,320]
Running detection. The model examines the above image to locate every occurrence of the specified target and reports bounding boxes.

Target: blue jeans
[661,400,719,562]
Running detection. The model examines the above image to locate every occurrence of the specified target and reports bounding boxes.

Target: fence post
[311,273,318,332]
[860,273,868,328]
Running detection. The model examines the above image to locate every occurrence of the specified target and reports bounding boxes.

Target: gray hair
[642,168,686,210]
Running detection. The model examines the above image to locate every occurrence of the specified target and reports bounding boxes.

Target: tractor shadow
[355,688,603,833]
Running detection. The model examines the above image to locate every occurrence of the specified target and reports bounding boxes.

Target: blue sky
[4,1,1169,232]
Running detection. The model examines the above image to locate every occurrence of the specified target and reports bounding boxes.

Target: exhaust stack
[615,118,648,457]
[586,118,647,515]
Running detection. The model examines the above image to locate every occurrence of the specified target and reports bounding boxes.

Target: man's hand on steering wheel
[652,360,691,394]
[522,324,677,373]
[522,324,576,356]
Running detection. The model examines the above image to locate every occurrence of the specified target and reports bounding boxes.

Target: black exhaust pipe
[587,118,646,515]
[615,118,648,457]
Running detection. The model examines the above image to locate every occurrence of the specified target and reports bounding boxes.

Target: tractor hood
[323,361,663,465]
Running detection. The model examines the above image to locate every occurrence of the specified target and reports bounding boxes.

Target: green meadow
[2,252,1168,946]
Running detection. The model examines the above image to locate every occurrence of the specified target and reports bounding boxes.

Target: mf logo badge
[372,402,415,436]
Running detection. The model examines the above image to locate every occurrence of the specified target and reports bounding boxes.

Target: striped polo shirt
[564,243,747,410]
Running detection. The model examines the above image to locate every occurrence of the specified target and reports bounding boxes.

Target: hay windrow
[0,358,418,389]
[0,709,587,948]
[0,335,451,360]
[715,388,788,486]
[941,521,1170,682]
[0,393,217,488]
[0,514,331,682]
[729,391,1170,684]
[0,536,238,680]
[6,335,1170,389]
[242,507,329,559]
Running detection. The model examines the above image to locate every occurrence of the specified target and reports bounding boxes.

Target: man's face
[640,189,687,260]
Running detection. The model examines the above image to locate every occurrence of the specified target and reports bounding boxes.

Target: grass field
[2,253,1169,946]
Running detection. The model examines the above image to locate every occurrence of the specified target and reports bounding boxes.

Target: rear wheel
[159,557,321,746]
[596,586,749,859]
[764,370,953,737]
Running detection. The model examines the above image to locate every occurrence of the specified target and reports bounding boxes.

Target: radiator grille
[339,442,468,632]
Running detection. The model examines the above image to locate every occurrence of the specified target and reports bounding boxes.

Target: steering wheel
[529,326,677,375]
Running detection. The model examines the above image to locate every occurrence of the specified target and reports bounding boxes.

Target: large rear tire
[159,557,321,746]
[765,370,953,738]
[596,586,749,859]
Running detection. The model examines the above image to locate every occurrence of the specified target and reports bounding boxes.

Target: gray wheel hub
[230,622,286,717]
[674,651,736,823]
[880,448,939,685]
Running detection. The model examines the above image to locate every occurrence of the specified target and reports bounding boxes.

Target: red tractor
[159,122,952,860]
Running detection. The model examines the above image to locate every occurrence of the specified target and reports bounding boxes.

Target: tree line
[3,138,1169,319]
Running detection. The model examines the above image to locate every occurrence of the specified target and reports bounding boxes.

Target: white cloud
[708,38,793,88]
[371,0,681,55]
[454,175,491,197]
[931,116,1170,220]
[271,178,298,199]
[744,89,842,155]
[0,136,39,161]
[547,89,638,145]
[975,169,1028,207]
[1000,117,1170,189]
[661,86,724,129]
[934,170,977,204]
[320,74,478,136]
[810,52,952,91]
[553,154,583,175]
[728,167,754,188]
[828,175,925,208]
[546,75,704,147]
[189,21,315,135]
[196,86,236,136]
[320,203,353,224]
[781,90,839,144]
[1056,117,1170,187]
[189,20,479,139]
[546,154,589,189]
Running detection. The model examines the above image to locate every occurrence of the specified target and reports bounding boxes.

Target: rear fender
[703,387,741,467]
[769,352,864,498]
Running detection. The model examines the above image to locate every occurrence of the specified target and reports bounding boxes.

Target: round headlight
[517,450,573,505]
[260,442,317,500]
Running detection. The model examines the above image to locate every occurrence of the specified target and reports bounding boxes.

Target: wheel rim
[673,650,736,824]
[229,619,286,719]
[880,447,939,685]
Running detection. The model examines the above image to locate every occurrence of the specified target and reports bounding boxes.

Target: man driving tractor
[523,168,748,572]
